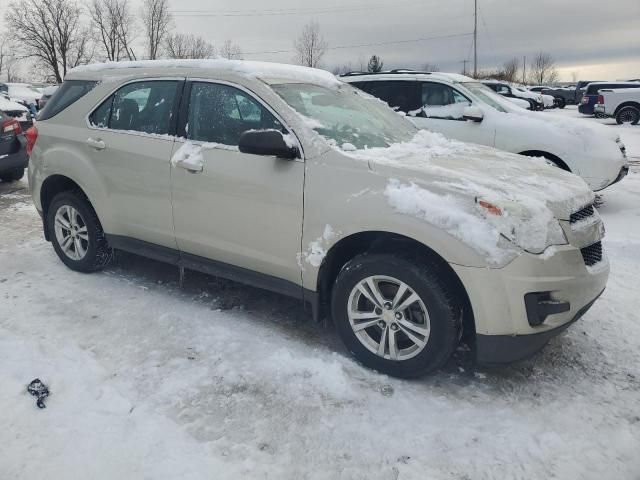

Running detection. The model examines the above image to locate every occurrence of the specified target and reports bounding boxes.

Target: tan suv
[28,60,609,377]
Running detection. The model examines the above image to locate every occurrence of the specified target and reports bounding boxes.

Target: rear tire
[47,191,113,273]
[555,97,566,109]
[616,106,640,125]
[331,253,460,378]
[0,168,24,182]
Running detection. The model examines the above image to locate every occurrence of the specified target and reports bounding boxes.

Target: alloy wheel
[347,275,431,361]
[54,205,89,261]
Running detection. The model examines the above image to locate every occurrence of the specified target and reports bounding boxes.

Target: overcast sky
[2,0,639,81]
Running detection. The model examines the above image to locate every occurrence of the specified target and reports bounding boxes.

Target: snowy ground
[1,108,639,479]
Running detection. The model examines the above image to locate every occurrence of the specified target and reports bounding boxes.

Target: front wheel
[331,254,460,378]
[616,106,640,125]
[555,97,566,109]
[47,191,113,273]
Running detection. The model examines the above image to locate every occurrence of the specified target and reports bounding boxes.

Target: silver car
[28,60,609,377]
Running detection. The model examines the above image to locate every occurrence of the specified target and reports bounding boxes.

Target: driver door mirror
[238,130,299,159]
[463,106,484,122]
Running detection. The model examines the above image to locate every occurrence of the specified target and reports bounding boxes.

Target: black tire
[331,253,460,378]
[616,106,640,125]
[555,97,566,109]
[0,168,25,182]
[47,191,113,273]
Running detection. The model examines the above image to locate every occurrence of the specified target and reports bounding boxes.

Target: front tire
[616,106,640,125]
[555,97,566,109]
[331,253,460,378]
[47,191,113,273]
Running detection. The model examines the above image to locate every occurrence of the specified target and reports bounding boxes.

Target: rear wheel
[555,97,566,109]
[0,168,24,182]
[616,106,640,125]
[47,191,113,273]
[331,253,460,378]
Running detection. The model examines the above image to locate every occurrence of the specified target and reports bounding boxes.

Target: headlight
[476,198,567,254]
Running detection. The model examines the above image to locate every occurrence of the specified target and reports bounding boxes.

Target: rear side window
[38,80,97,120]
[366,81,420,113]
[89,81,179,135]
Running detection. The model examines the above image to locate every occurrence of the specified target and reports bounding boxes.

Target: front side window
[272,83,415,150]
[187,82,283,146]
[417,82,471,119]
[89,80,178,135]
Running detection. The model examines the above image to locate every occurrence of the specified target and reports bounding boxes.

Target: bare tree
[219,40,243,60]
[165,34,215,59]
[5,0,92,83]
[529,52,558,85]
[141,0,172,60]
[502,57,520,83]
[332,61,355,75]
[294,21,327,68]
[89,0,136,61]
[422,62,440,72]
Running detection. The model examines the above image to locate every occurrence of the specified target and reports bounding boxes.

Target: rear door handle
[175,159,203,173]
[86,138,106,150]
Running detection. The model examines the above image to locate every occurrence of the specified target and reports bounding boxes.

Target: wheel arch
[40,175,93,241]
[316,231,476,344]
[519,150,571,171]
[614,101,640,116]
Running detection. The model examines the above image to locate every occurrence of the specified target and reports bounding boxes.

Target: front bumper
[452,242,609,364]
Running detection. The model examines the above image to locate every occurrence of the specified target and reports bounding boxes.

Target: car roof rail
[339,70,433,77]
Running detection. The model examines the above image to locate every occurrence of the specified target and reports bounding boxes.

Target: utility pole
[522,55,526,84]
[473,0,478,78]
[461,59,468,76]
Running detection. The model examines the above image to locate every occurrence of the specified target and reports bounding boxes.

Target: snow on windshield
[271,83,415,150]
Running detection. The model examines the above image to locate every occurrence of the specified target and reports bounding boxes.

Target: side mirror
[463,106,484,122]
[238,129,298,160]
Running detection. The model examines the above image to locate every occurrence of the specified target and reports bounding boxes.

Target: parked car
[29,60,609,377]
[0,93,33,130]
[343,71,628,191]
[595,87,640,125]
[574,80,603,105]
[483,80,544,110]
[579,82,640,115]
[5,82,42,115]
[528,86,573,108]
[0,110,28,183]
[37,85,59,110]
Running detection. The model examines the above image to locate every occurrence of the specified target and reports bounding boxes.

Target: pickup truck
[595,88,640,125]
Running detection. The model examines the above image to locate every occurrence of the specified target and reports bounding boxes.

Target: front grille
[570,204,595,224]
[581,242,603,266]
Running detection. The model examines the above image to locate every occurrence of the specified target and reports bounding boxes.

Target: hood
[341,131,594,264]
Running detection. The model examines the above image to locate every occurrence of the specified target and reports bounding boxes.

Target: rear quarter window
[38,80,97,120]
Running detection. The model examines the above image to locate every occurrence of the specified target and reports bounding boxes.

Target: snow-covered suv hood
[343,131,595,264]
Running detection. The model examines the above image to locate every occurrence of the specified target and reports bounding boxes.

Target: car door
[408,82,494,147]
[170,80,304,286]
[87,79,181,249]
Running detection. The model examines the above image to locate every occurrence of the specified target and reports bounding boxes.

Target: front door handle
[86,138,106,150]
[175,159,203,173]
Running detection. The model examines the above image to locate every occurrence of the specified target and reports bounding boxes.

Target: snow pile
[300,225,337,268]
[384,179,508,261]
[69,59,342,89]
[408,103,468,119]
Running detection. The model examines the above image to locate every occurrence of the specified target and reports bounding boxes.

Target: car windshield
[461,82,512,113]
[271,83,415,150]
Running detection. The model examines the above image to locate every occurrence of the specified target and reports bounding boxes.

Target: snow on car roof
[67,59,342,88]
[0,95,28,112]
[342,71,475,84]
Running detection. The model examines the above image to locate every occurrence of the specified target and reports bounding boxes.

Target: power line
[170,1,423,17]
[241,32,473,56]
